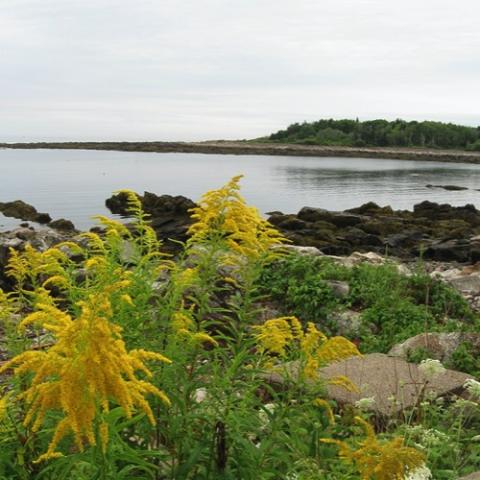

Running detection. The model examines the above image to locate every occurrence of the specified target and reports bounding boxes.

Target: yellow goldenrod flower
[321,416,425,480]
[171,310,218,347]
[187,175,286,262]
[0,392,11,422]
[312,398,335,425]
[92,215,131,237]
[253,317,298,356]
[84,256,108,270]
[0,293,171,462]
[254,317,361,380]
[328,375,359,393]
[78,232,106,253]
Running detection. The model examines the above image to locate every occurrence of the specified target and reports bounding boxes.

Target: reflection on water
[1,149,480,230]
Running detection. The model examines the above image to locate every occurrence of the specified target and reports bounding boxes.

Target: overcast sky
[1,0,479,141]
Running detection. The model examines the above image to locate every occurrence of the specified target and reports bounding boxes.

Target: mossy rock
[358,220,405,236]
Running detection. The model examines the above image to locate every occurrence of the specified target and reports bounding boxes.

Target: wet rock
[49,218,77,232]
[320,353,473,416]
[277,217,308,231]
[413,201,480,226]
[346,202,393,215]
[329,213,363,228]
[388,332,480,363]
[270,200,480,262]
[297,207,334,223]
[0,200,51,224]
[105,191,196,251]
[424,239,472,263]
[343,228,383,247]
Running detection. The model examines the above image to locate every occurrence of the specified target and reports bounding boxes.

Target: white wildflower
[193,388,207,403]
[354,396,376,411]
[405,463,432,480]
[259,403,275,429]
[464,378,480,399]
[418,359,446,380]
[453,398,478,409]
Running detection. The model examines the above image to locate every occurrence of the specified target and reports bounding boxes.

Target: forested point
[268,118,480,151]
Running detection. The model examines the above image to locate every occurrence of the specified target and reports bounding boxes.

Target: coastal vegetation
[0,177,479,479]
[267,119,480,150]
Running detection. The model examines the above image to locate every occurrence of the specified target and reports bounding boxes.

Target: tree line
[268,118,480,151]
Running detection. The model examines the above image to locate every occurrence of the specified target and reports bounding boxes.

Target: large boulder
[320,353,473,416]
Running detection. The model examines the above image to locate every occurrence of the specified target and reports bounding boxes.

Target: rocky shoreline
[3,192,480,263]
[2,140,480,164]
[3,192,480,297]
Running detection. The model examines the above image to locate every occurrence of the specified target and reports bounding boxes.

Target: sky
[1,0,479,141]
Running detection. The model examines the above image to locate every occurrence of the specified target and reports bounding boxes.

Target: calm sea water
[1,148,480,231]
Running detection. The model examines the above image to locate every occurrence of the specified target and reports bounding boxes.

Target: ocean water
[1,148,480,230]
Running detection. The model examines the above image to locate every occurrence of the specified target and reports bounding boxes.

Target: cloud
[1,0,479,141]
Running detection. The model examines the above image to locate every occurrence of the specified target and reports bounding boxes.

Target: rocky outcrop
[105,191,196,250]
[0,200,51,224]
[268,201,480,263]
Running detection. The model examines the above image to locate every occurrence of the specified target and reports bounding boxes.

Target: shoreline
[1,140,480,164]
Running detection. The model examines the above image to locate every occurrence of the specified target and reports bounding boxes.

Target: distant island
[263,118,480,151]
[1,118,480,163]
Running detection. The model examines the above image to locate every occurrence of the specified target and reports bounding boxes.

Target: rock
[297,207,333,223]
[254,300,284,323]
[424,239,472,263]
[0,226,70,291]
[49,218,77,232]
[0,200,51,224]
[446,272,480,294]
[329,213,363,228]
[343,228,383,247]
[425,184,469,191]
[346,202,393,215]
[339,251,386,267]
[105,191,196,252]
[14,227,36,241]
[330,309,362,335]
[277,217,308,231]
[320,353,473,416]
[278,245,324,256]
[388,332,480,363]
[459,473,480,480]
[268,200,480,262]
[327,280,350,299]
[413,201,480,226]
